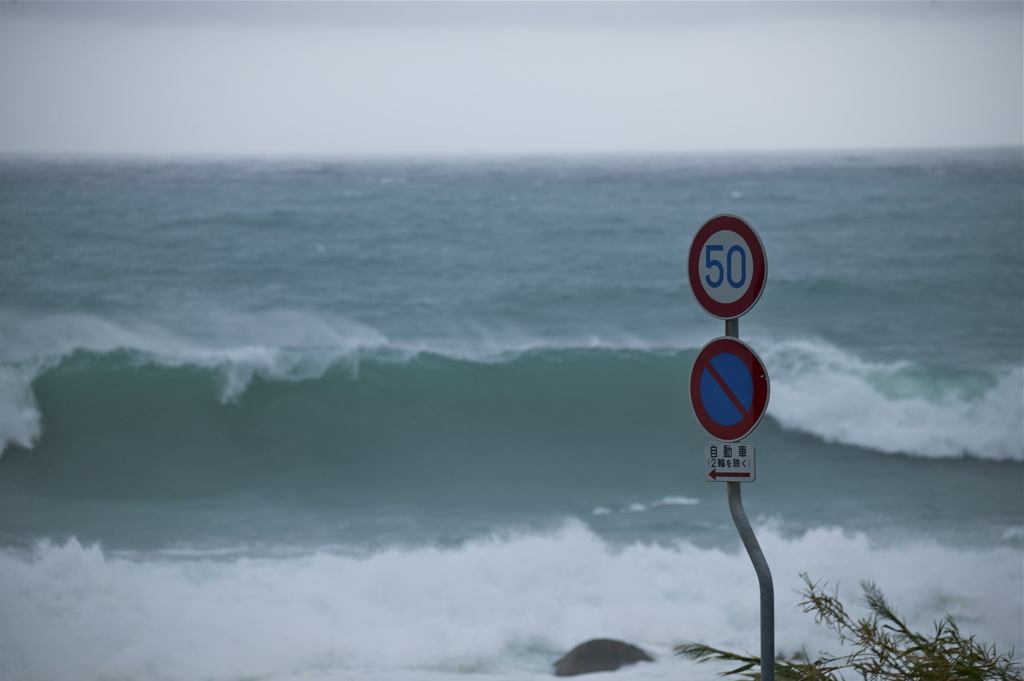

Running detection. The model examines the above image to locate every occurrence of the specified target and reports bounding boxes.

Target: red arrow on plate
[709,469,751,480]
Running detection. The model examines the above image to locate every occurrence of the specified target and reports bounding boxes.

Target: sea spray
[0,361,44,451]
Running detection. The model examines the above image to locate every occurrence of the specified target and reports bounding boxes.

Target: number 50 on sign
[688,215,767,320]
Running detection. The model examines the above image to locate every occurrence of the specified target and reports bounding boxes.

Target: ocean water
[0,150,1021,681]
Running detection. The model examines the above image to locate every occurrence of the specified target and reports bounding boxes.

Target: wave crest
[762,338,1023,460]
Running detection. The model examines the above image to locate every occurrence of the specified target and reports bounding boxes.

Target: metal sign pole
[725,317,774,681]
[690,216,774,681]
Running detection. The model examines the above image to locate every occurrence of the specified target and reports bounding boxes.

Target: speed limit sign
[688,215,767,319]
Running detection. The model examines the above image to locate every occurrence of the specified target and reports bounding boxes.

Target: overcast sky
[1,1,1021,157]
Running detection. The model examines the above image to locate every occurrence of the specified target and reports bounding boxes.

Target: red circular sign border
[688,214,767,320]
[689,336,770,442]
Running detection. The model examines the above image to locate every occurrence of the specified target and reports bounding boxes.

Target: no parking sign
[689,336,769,443]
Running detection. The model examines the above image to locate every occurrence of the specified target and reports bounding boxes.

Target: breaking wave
[762,338,1023,460]
[1,312,1021,464]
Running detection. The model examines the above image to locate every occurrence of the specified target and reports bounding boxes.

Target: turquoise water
[0,150,1021,680]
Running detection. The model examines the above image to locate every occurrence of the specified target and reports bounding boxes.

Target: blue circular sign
[690,337,770,442]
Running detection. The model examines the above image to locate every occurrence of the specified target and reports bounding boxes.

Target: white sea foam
[598,497,701,515]
[761,338,1024,461]
[650,496,700,507]
[0,521,1019,681]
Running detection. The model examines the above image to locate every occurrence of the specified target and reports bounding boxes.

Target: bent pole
[725,317,775,681]
[728,481,775,681]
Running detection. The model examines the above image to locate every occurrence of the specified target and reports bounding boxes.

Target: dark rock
[553,638,654,676]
